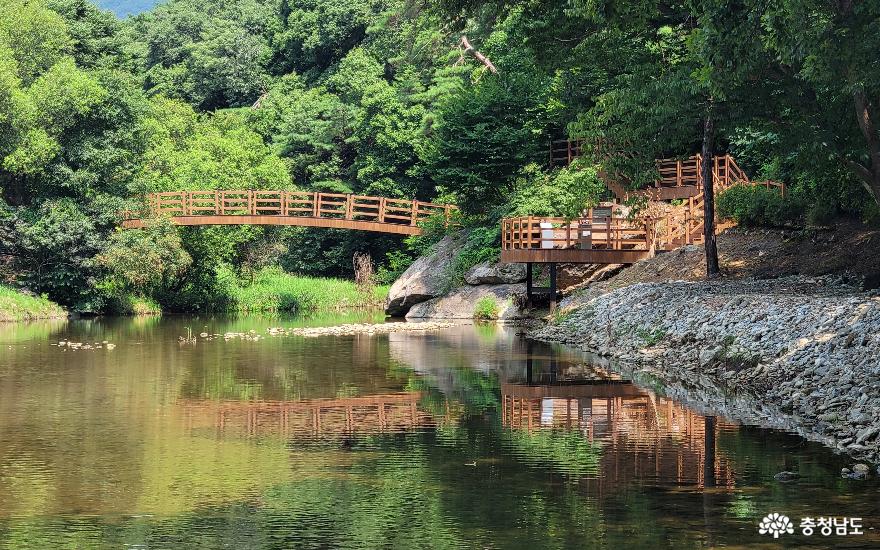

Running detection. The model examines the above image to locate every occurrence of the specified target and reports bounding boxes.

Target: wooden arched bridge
[122,190,457,236]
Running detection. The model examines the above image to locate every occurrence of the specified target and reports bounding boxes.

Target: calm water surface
[0,314,877,549]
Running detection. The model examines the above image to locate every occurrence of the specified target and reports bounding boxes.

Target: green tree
[97,218,192,296]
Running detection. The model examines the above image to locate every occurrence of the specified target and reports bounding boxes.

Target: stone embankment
[534,275,880,464]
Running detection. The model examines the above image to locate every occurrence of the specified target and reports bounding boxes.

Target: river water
[0,314,877,549]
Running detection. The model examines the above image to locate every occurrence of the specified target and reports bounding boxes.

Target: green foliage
[717,186,803,227]
[108,293,162,315]
[508,162,607,219]
[275,0,385,76]
[443,227,500,291]
[428,62,548,217]
[376,249,413,285]
[472,296,499,320]
[138,98,291,192]
[636,327,667,347]
[130,0,276,109]
[97,218,192,296]
[224,265,388,313]
[0,284,66,321]
[3,199,108,311]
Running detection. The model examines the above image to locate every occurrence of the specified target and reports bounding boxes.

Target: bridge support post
[526,262,533,303]
[525,262,557,311]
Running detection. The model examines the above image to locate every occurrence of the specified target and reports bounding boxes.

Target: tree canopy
[0,0,877,311]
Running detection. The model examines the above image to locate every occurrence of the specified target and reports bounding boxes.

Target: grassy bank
[226,267,388,314]
[0,285,67,322]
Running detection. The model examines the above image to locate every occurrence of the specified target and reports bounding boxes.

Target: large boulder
[405,284,526,320]
[464,261,527,285]
[385,233,467,316]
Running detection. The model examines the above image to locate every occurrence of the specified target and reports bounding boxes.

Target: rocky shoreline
[531,275,880,464]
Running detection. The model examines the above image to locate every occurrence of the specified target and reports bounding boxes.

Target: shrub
[473,296,500,320]
[862,202,880,228]
[443,227,501,292]
[717,185,803,227]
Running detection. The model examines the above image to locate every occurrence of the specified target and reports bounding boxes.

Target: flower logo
[759,513,795,538]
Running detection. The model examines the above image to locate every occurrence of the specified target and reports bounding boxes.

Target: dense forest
[0,0,878,314]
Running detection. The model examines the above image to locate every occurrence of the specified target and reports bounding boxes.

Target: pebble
[266,321,455,338]
[53,341,116,351]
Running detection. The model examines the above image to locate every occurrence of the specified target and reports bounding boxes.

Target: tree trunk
[851,90,880,205]
[702,105,721,279]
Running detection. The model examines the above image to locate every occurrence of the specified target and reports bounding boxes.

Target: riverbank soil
[535,223,880,465]
[603,223,880,289]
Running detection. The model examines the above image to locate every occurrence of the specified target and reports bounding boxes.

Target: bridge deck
[122,191,456,235]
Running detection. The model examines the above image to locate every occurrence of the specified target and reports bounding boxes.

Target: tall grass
[0,285,66,322]
[226,267,388,314]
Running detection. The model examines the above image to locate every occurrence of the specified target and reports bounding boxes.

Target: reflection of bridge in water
[502,380,735,488]
[178,393,438,438]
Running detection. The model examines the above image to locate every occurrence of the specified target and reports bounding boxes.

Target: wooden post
[696,155,702,191]
[444,204,451,227]
[677,160,682,187]
[345,194,353,220]
[526,216,533,248]
[410,200,418,225]
[378,197,386,223]
[314,192,321,217]
[567,140,573,166]
[549,262,557,312]
[214,191,220,215]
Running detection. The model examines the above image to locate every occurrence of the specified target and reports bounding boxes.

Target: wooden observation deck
[504,153,785,266]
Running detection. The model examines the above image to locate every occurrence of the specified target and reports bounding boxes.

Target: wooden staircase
[653,155,784,250]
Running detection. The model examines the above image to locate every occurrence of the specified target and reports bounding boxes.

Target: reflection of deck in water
[178,393,436,437]
[502,382,736,488]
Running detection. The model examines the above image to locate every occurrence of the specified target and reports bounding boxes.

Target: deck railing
[501,212,655,252]
[549,143,787,197]
[129,191,456,226]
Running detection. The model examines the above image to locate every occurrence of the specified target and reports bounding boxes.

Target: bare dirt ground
[601,222,880,290]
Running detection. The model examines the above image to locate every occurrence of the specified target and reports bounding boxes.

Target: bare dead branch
[459,35,497,74]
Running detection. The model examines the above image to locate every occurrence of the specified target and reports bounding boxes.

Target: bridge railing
[132,191,456,226]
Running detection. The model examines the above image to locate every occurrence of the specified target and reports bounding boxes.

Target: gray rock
[773,471,800,482]
[464,261,527,285]
[385,233,467,316]
[405,284,526,320]
[853,463,870,473]
[855,426,879,445]
[699,348,719,366]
